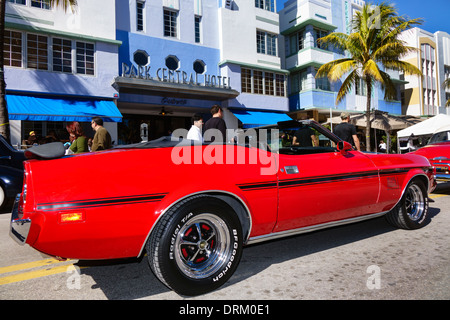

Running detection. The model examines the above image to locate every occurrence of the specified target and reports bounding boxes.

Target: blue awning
[6,95,122,122]
[231,109,292,128]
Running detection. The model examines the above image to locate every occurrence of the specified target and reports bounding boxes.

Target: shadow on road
[432,181,450,195]
[76,202,441,299]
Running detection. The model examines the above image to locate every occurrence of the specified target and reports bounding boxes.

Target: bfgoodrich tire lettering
[385,179,429,230]
[146,195,243,296]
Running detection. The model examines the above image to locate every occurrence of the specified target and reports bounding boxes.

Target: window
[255,0,274,12]
[76,42,94,75]
[241,67,286,97]
[256,31,265,54]
[265,72,274,96]
[164,9,178,38]
[267,33,277,56]
[31,0,50,9]
[133,50,149,66]
[4,30,22,67]
[136,1,144,31]
[52,38,72,73]
[6,31,96,75]
[241,68,252,93]
[257,30,277,56]
[193,60,205,74]
[315,68,330,91]
[7,0,26,5]
[314,28,329,49]
[195,15,201,43]
[165,55,179,71]
[290,69,308,94]
[253,70,263,94]
[275,74,285,97]
[257,122,337,152]
[27,34,48,70]
[287,29,305,55]
[355,78,367,96]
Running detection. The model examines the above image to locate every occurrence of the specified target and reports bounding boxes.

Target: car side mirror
[337,141,353,154]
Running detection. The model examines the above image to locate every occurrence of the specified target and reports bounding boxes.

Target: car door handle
[284,166,299,174]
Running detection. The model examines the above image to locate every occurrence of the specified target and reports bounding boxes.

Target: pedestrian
[292,125,318,147]
[378,139,387,153]
[204,105,227,142]
[66,121,88,154]
[187,113,204,142]
[333,112,361,151]
[24,131,37,148]
[91,117,112,151]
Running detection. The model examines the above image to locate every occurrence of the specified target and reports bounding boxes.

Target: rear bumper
[9,194,31,245]
[431,161,450,182]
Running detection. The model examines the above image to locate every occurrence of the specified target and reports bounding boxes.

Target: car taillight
[17,172,28,219]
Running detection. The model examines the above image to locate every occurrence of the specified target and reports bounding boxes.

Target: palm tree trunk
[365,78,372,152]
[0,0,10,141]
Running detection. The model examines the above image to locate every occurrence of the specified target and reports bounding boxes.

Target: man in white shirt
[187,113,203,142]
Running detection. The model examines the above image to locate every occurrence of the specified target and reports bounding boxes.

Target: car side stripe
[238,168,414,191]
[36,193,168,211]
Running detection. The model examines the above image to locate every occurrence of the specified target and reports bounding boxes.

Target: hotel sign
[121,63,232,90]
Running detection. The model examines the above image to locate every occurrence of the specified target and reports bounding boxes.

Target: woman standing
[66,121,88,153]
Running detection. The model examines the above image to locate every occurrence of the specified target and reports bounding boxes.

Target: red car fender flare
[390,170,431,211]
[137,190,253,257]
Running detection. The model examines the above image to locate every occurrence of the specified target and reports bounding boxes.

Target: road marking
[430,194,448,199]
[0,258,64,275]
[0,258,85,286]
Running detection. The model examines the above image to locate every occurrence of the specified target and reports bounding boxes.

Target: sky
[278,0,450,34]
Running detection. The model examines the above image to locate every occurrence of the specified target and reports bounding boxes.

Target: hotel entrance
[117,114,192,145]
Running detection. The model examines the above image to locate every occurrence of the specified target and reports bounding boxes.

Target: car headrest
[24,142,66,160]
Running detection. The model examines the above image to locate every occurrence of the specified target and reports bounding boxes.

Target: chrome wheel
[174,213,231,279]
[147,195,243,295]
[385,179,429,230]
[404,183,425,221]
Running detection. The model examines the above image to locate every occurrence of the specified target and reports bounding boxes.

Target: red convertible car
[10,120,436,296]
[411,126,450,182]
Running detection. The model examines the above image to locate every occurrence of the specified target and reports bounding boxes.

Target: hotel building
[4,0,448,146]
[113,0,290,143]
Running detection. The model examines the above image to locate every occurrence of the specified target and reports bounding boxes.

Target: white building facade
[279,0,404,120]
[4,0,121,147]
[217,0,290,129]
[400,28,450,116]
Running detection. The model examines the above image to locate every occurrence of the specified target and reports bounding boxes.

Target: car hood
[411,141,450,160]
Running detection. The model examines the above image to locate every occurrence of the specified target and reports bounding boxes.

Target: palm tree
[316,2,423,151]
[443,78,450,107]
[0,0,77,141]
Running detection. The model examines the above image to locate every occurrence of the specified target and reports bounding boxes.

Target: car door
[273,123,380,233]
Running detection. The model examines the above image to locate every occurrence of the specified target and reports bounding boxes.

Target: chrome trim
[436,174,450,181]
[247,211,387,245]
[284,166,299,174]
[9,194,31,245]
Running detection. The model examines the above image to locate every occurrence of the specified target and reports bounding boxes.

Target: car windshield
[241,120,340,155]
[428,130,450,144]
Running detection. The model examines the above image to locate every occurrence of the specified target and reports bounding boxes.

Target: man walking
[187,113,204,142]
[91,117,112,151]
[204,105,227,142]
[334,112,361,151]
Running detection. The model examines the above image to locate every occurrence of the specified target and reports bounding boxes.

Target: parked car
[0,136,25,210]
[411,125,450,182]
[10,120,436,296]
